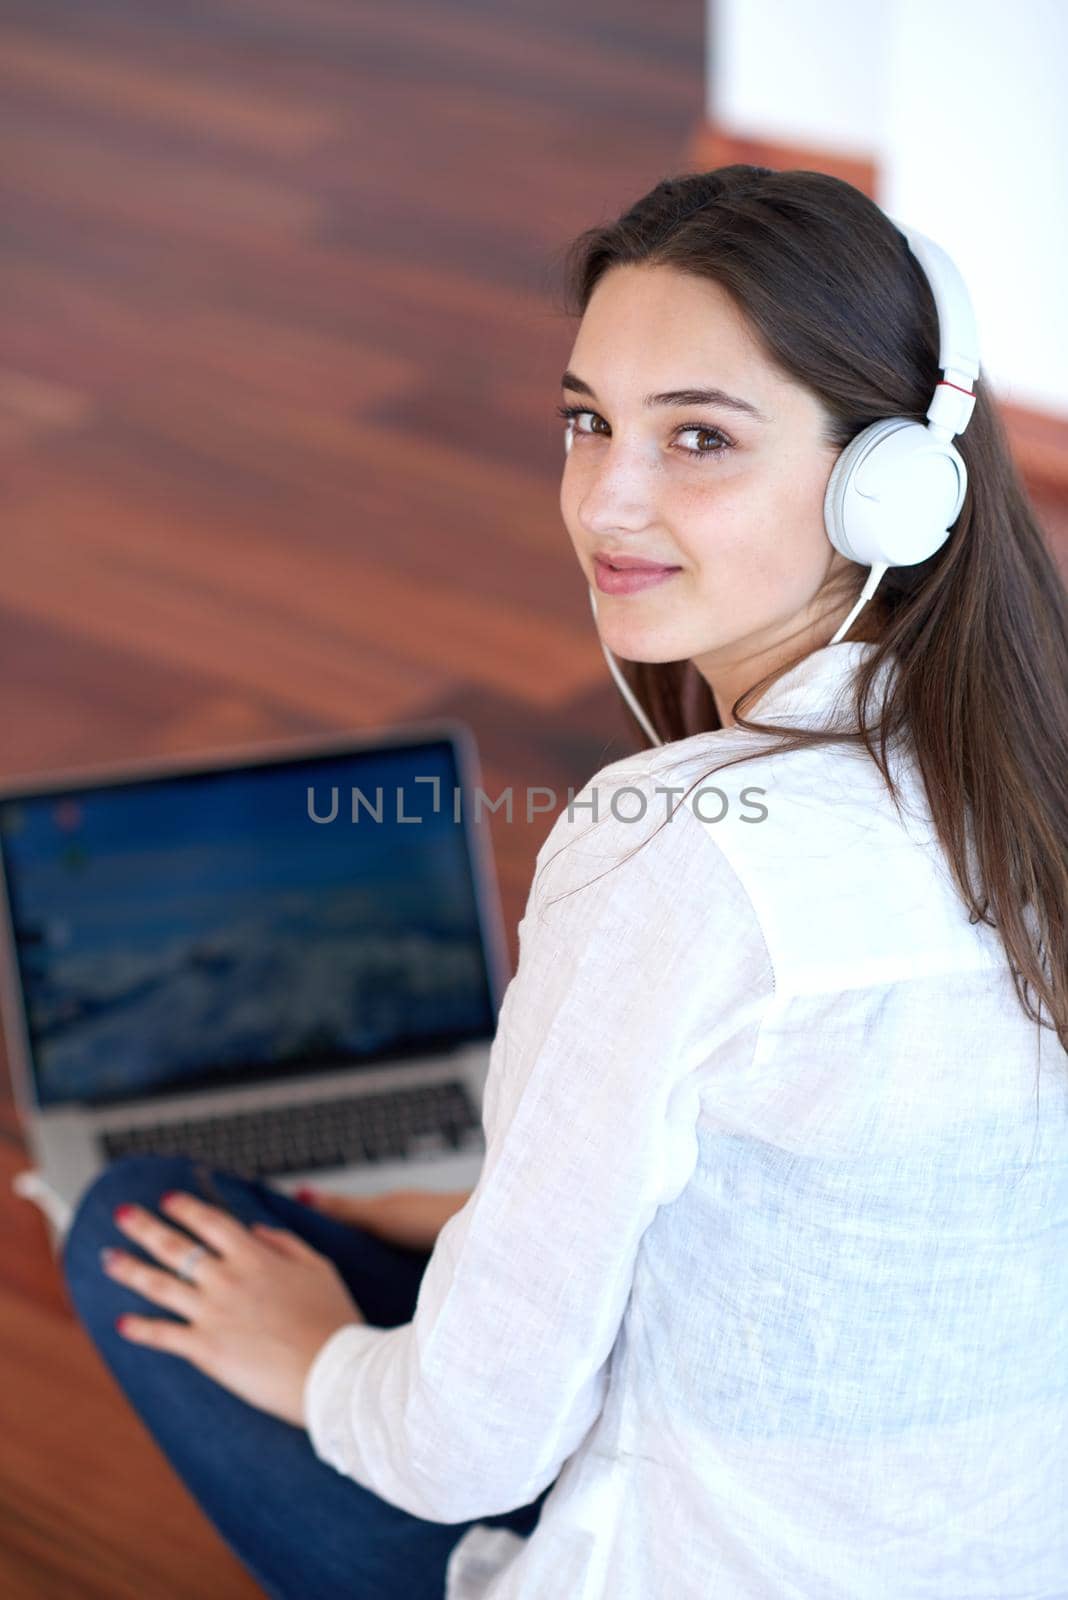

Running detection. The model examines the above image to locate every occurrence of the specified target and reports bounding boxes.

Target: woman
[62,166,1068,1598]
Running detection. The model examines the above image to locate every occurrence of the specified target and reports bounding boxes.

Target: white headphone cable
[828,560,889,647]
[586,583,665,747]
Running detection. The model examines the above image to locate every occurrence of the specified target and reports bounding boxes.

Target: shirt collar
[743,639,892,725]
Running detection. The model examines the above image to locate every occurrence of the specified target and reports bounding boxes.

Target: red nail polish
[115,1315,129,1333]
[113,1204,136,1223]
[160,1191,181,1207]
[295,1186,317,1204]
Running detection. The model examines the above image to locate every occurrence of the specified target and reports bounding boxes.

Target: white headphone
[570,218,981,748]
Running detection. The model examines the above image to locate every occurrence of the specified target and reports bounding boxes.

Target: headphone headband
[891,221,980,438]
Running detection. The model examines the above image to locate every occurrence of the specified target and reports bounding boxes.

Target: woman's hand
[102,1190,365,1430]
[295,1185,473,1253]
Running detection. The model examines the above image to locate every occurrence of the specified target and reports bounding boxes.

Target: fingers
[296,1188,414,1244]
[251,1223,318,1259]
[298,1189,373,1220]
[101,1246,200,1318]
[112,1199,227,1280]
[158,1190,256,1256]
[290,1186,464,1251]
[115,1311,195,1353]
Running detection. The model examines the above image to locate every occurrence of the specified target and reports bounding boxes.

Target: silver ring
[176,1243,210,1284]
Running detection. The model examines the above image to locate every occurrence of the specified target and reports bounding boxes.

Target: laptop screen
[0,738,499,1109]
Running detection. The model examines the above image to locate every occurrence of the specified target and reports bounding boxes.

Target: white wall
[706,0,1068,419]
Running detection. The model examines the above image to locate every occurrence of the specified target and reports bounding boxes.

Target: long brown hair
[545,164,1068,1069]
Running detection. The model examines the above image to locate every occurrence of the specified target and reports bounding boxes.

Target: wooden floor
[1,3,1065,1595]
[0,2,711,1594]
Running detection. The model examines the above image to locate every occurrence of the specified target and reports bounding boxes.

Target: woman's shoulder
[532,738,765,913]
[525,743,775,1012]
[532,719,916,915]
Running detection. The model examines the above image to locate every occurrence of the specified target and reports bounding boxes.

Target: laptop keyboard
[98,1078,481,1180]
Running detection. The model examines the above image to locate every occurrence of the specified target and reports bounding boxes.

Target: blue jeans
[61,1154,551,1600]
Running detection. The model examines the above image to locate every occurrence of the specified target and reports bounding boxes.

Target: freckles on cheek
[678,480,749,555]
[698,499,807,598]
[690,488,773,571]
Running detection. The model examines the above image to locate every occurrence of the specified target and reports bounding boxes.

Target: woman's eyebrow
[560,370,770,424]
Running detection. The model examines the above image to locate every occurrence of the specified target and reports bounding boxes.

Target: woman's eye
[556,405,733,462]
[675,426,732,459]
[556,406,604,437]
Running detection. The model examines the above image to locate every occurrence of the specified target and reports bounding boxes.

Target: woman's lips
[593,555,682,595]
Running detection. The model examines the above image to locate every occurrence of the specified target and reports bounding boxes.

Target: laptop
[0,721,511,1252]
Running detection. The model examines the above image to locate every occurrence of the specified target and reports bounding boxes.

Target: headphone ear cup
[824,418,968,568]
[823,422,882,562]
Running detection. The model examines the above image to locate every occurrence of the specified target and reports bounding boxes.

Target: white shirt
[303,639,1068,1599]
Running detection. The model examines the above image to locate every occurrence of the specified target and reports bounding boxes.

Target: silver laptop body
[0,720,510,1251]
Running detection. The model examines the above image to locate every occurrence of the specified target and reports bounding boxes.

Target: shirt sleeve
[302,752,773,1522]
